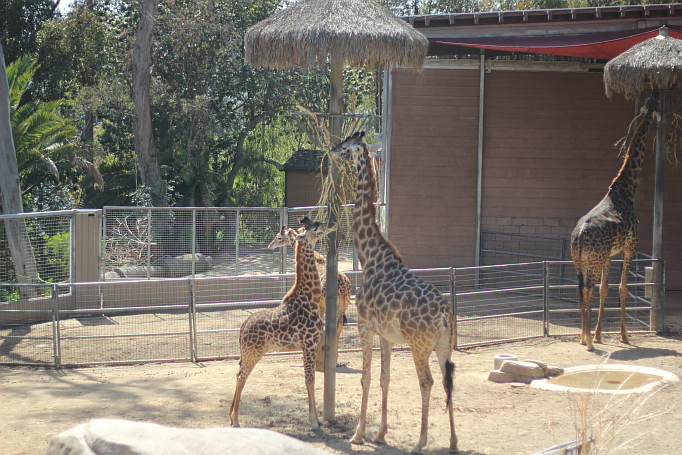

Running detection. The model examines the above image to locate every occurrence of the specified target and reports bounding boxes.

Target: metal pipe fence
[0,259,661,367]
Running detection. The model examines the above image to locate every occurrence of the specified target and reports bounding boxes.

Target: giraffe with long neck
[268,219,352,372]
[330,132,458,454]
[228,217,334,430]
[571,95,660,351]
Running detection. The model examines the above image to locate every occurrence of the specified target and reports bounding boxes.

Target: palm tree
[7,55,102,195]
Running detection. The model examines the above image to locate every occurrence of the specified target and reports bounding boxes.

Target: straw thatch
[604,27,682,100]
[244,0,428,69]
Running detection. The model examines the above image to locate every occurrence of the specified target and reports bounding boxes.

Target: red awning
[430,27,682,60]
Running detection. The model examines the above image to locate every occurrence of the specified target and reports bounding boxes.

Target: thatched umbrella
[245,0,427,71]
[244,0,428,421]
[603,26,682,332]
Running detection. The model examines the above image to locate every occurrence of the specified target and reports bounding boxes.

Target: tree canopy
[7,0,666,210]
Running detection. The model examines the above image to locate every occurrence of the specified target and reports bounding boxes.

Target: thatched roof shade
[244,0,428,69]
[282,149,329,172]
[604,27,682,100]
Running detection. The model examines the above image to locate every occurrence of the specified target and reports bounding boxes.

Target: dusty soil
[2,331,682,455]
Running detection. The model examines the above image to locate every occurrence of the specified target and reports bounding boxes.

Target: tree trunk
[132,0,161,188]
[0,42,39,298]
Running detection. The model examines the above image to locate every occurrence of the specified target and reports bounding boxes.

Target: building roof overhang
[402,3,682,59]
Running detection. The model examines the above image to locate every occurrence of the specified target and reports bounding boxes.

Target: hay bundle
[604,27,682,100]
[244,0,428,69]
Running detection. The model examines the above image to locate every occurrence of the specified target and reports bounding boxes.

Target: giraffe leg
[229,353,260,427]
[374,338,393,444]
[351,320,374,445]
[303,344,321,431]
[436,333,458,453]
[579,271,596,352]
[410,349,434,454]
[620,251,634,345]
[594,260,610,344]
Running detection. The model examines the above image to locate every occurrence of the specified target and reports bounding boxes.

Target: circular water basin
[530,365,679,394]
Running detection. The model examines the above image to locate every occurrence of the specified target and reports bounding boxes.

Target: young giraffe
[330,132,457,454]
[269,218,353,372]
[571,95,660,352]
[228,218,335,430]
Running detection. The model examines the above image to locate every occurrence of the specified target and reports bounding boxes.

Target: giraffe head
[296,216,336,244]
[641,94,661,121]
[267,226,297,250]
[329,131,367,163]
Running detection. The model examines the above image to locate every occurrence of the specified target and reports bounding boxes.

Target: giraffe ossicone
[571,94,660,352]
[330,132,458,454]
[228,217,335,431]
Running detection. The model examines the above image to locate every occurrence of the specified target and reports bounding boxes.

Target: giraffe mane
[608,110,651,191]
[361,143,403,264]
[284,240,316,301]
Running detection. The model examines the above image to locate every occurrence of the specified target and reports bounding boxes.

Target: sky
[58,0,76,14]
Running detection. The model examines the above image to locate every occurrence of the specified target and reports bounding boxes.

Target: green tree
[0,0,59,65]
[8,55,102,195]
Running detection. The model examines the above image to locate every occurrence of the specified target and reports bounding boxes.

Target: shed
[282,149,328,207]
[383,4,682,289]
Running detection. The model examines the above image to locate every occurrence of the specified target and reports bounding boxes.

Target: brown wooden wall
[284,171,325,207]
[389,67,682,289]
[389,69,479,269]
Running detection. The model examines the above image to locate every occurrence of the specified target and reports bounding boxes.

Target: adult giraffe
[571,95,660,352]
[330,132,457,454]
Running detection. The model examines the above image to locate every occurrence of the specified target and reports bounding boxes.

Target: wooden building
[282,149,327,207]
[384,4,682,289]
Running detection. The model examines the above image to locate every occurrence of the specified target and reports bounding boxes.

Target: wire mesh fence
[102,206,366,280]
[1,259,661,367]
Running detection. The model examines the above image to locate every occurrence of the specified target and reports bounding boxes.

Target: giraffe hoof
[350,436,364,445]
[621,338,630,345]
[373,436,386,445]
[586,344,595,352]
[593,337,602,344]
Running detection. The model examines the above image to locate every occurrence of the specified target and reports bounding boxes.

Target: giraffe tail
[444,359,455,407]
[577,271,585,308]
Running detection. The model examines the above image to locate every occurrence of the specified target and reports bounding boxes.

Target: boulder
[500,360,546,379]
[547,366,565,377]
[524,359,549,376]
[46,419,330,455]
[488,369,515,383]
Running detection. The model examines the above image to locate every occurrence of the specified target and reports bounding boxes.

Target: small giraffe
[228,218,335,430]
[269,219,353,372]
[330,132,457,454]
[571,95,660,352]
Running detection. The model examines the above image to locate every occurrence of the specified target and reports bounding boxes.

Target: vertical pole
[70,211,75,284]
[324,57,343,422]
[451,268,457,350]
[382,68,393,239]
[188,279,195,361]
[543,262,550,337]
[191,209,196,278]
[147,208,152,279]
[281,208,288,295]
[651,102,666,333]
[475,51,486,268]
[51,284,61,367]
[235,210,240,276]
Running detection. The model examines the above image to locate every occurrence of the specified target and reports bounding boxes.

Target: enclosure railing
[0,259,662,367]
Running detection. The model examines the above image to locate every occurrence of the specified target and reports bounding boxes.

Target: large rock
[500,360,546,379]
[46,419,330,455]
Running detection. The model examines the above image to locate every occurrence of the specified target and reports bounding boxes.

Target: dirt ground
[2,326,682,455]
